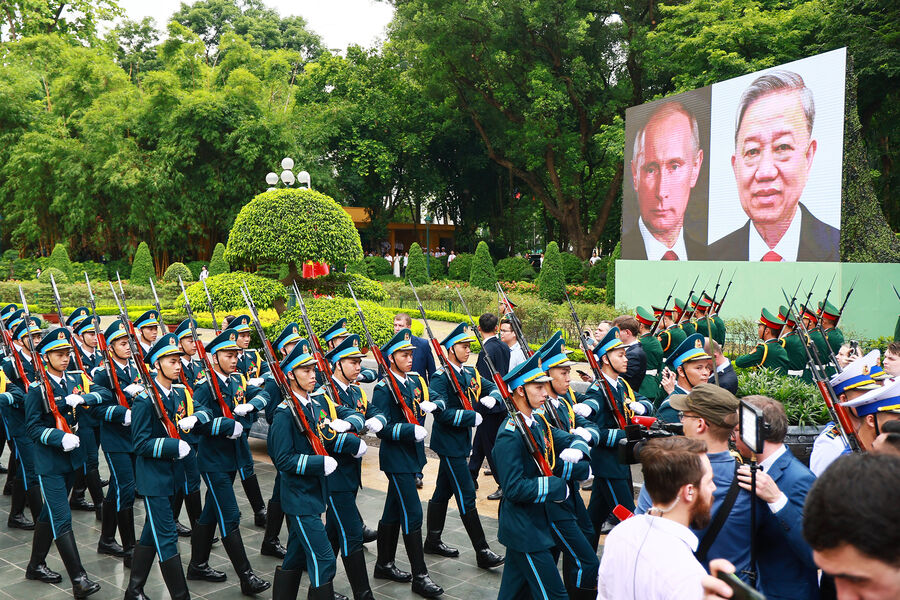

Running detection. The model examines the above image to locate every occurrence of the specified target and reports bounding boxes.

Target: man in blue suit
[390,314,436,384]
[734,396,819,600]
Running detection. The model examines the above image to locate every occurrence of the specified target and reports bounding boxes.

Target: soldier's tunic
[658,325,687,359]
[70,342,102,478]
[808,422,851,477]
[782,332,809,377]
[637,333,664,401]
[734,339,790,376]
[1,350,40,492]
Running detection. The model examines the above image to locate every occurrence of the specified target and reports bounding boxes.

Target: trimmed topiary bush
[186,261,205,280]
[130,241,155,284]
[269,297,397,348]
[469,241,497,291]
[496,256,536,282]
[365,256,392,277]
[49,243,72,278]
[538,242,566,303]
[587,259,606,287]
[209,243,230,277]
[163,262,193,283]
[406,243,430,285]
[39,266,68,284]
[184,272,285,313]
[293,272,387,302]
[447,253,473,280]
[347,260,370,277]
[428,254,446,279]
[560,252,585,284]
[607,241,621,305]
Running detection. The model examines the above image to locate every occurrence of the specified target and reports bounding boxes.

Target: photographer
[598,437,715,599]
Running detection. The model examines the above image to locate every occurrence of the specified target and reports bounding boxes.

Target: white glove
[123,409,132,426]
[177,440,191,459]
[228,421,244,439]
[124,383,144,397]
[559,447,584,464]
[573,427,592,442]
[233,403,255,417]
[572,403,593,417]
[419,401,437,414]
[65,394,84,408]
[329,418,351,433]
[479,395,497,409]
[474,413,483,426]
[354,439,368,458]
[324,456,338,475]
[178,415,198,432]
[628,401,647,416]
[413,425,427,441]
[248,377,264,387]
[365,417,383,433]
[61,433,80,452]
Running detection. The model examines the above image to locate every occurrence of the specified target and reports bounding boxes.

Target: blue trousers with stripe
[104,451,136,511]
[498,549,567,600]
[37,472,75,539]
[283,513,336,587]
[13,436,38,490]
[587,477,633,548]
[326,490,363,558]
[430,455,476,515]
[238,432,254,479]
[550,518,599,591]
[77,425,100,471]
[178,446,201,494]
[381,472,423,534]
[197,471,241,536]
[140,495,180,562]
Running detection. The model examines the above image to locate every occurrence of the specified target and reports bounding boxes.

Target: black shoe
[261,499,285,557]
[175,519,192,537]
[187,522,227,582]
[25,560,62,583]
[374,521,411,583]
[362,524,378,544]
[599,514,618,536]
[158,553,190,600]
[70,497,97,512]
[374,561,412,582]
[333,592,349,600]
[487,488,503,500]
[26,521,62,583]
[581,479,593,491]
[124,544,155,600]
[221,526,270,595]
[412,574,444,598]
[97,500,124,557]
[475,548,505,569]
[483,468,492,477]
[186,561,227,582]
[8,512,34,530]
[272,566,302,600]
[100,479,109,487]
[424,501,459,558]
[55,530,101,599]
[423,536,458,557]
[261,537,287,559]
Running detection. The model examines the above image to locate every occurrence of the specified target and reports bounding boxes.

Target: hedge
[560,252,585,284]
[183,272,286,313]
[447,253,474,280]
[48,244,72,279]
[294,272,387,302]
[131,241,155,285]
[269,297,397,348]
[163,262,193,282]
[38,267,68,284]
[538,242,566,303]
[736,369,828,426]
[495,256,535,282]
[406,243,429,285]
[428,254,447,279]
[365,256,392,277]
[469,241,497,291]
[587,259,606,287]
[209,243,230,277]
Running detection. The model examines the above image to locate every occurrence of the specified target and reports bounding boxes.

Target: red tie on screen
[662,251,679,261]
[762,250,783,262]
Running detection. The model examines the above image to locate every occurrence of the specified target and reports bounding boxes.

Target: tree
[131,241,155,283]
[469,241,497,291]
[538,242,565,303]
[406,243,429,285]
[0,0,122,44]
[209,243,229,276]
[48,243,72,278]
[164,261,193,282]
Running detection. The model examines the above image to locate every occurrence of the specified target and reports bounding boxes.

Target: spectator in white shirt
[499,318,526,370]
[598,436,715,600]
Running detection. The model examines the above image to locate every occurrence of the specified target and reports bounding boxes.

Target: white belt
[788,370,804,377]
[645,369,658,377]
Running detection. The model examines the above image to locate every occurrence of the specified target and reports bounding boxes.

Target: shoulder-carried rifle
[497,282,533,357]
[49,272,86,373]
[85,274,128,407]
[291,282,343,408]
[649,279,678,337]
[149,277,168,338]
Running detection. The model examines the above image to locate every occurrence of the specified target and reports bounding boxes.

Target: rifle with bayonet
[85,274,128,408]
[290,282,343,411]
[202,279,220,335]
[777,280,804,341]
[676,274,700,324]
[49,272,87,373]
[649,280,678,338]
[496,282,533,357]
[710,271,736,317]
[149,277,168,338]
[115,272,145,363]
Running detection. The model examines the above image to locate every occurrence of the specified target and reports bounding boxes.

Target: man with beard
[598,436,715,599]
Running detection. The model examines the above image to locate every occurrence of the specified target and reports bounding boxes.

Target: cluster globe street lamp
[265,157,311,191]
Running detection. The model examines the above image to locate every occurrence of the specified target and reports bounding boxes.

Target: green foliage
[39,267,68,284]
[183,272,285,312]
[406,243,430,285]
[587,260,606,287]
[270,297,396,348]
[447,253,474,281]
[568,286,606,304]
[606,242,621,305]
[559,252,585,284]
[130,241,155,284]
[495,256,536,282]
[293,272,387,302]
[426,253,446,279]
[209,243,230,276]
[538,242,566,303]
[226,188,363,270]
[365,256,392,276]
[186,261,205,280]
[469,241,497,291]
[163,262,193,282]
[736,369,828,426]
[346,260,370,277]
[48,244,72,278]
[105,259,130,282]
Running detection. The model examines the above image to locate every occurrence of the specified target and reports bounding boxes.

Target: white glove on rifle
[628,401,646,415]
[124,383,144,397]
[248,377,265,387]
[65,394,84,408]
[364,417,383,433]
[419,401,437,414]
[573,427,592,442]
[178,416,198,432]
[479,395,497,409]
[228,421,244,439]
[324,456,338,476]
[559,447,584,464]
[61,433,80,452]
[572,403,593,417]
[474,413,483,426]
[123,409,132,426]
[413,425,427,442]
[177,440,191,459]
[354,440,368,458]
[233,403,255,417]
[329,418,352,433]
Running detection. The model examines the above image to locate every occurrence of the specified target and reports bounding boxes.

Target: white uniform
[809,423,850,477]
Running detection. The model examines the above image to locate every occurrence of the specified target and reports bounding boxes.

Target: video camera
[616,418,684,465]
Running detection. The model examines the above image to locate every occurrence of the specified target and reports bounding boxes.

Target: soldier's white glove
[123,409,132,426]
[419,401,437,414]
[573,427,592,442]
[559,448,584,464]
[124,383,144,397]
[228,421,244,439]
[354,440,368,458]
[324,456,338,476]
[65,394,84,408]
[413,425,427,442]
[248,377,264,387]
[474,413,483,427]
[233,403,255,417]
[177,440,191,459]
[365,417,383,433]
[178,416,198,432]
[329,418,351,433]
[628,402,647,416]
[572,403,593,417]
[479,396,497,409]
[61,433,80,452]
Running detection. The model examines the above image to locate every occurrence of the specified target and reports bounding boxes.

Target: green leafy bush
[183,272,285,313]
[186,261,205,280]
[163,262,193,283]
[209,243,230,277]
[269,297,397,348]
[469,241,497,291]
[538,242,566,303]
[130,241,156,284]
[105,258,130,282]
[365,256,393,276]
[606,242,621,304]
[39,266,68,284]
[428,253,446,279]
[346,260,370,277]
[560,252,585,284]
[495,256,536,282]
[587,259,606,287]
[567,285,606,304]
[294,272,387,302]
[71,260,107,283]
[406,243,430,285]
[49,244,72,278]
[736,369,828,426]
[447,253,474,280]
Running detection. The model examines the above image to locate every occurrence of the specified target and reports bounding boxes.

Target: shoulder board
[310,388,326,396]
[376,380,386,388]
[588,381,601,391]
[824,424,840,439]
[278,400,289,409]
[408,371,420,376]
[504,419,516,431]
[534,407,546,415]
[433,368,444,376]
[66,369,85,375]
[29,382,40,389]
[172,384,185,389]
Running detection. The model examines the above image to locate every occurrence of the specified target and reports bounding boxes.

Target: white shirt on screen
[748,205,801,261]
[597,514,706,600]
[638,217,688,261]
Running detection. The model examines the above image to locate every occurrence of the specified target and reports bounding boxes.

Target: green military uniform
[776,306,808,377]
[734,309,790,375]
[634,307,664,401]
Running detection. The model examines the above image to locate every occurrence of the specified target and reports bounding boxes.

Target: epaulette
[310,388,326,396]
[824,424,841,439]
[172,384,185,389]
[66,369,85,375]
[433,368,444,376]
[29,381,40,389]
[408,371,420,377]
[278,400,289,409]
[504,419,516,431]
[376,380,386,388]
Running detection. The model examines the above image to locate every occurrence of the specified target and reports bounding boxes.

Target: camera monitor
[739,399,765,455]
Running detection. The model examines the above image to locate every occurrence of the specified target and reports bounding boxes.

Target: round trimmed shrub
[406,243,429,285]
[347,260,370,277]
[184,272,285,312]
[209,243,230,277]
[269,297,396,348]
[496,256,536,282]
[48,243,72,278]
[39,266,68,284]
[428,254,446,279]
[163,262,193,283]
[448,253,473,280]
[469,241,497,291]
[560,252,585,284]
[294,272,387,302]
[365,256,392,277]
[130,241,156,284]
[587,259,606,287]
[538,242,566,303]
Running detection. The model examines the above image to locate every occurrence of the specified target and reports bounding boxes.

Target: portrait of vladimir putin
[708,70,840,261]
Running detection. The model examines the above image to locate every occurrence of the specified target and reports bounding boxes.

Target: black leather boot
[221,526,271,595]
[260,499,286,558]
[25,521,62,583]
[309,581,336,600]
[3,452,17,495]
[124,543,155,600]
[170,489,192,536]
[373,520,411,582]
[7,476,34,530]
[240,474,267,527]
[343,548,374,600]
[55,529,102,598]
[69,469,95,512]
[187,521,227,582]
[403,529,443,598]
[423,500,458,557]
[362,524,378,544]
[97,500,124,556]
[460,510,504,569]
[272,566,302,600]
[119,507,136,568]
[158,553,191,600]
[27,483,44,520]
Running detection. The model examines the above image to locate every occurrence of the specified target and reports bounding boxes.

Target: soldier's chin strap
[603,354,626,378]
[681,365,703,390]
[336,360,352,386]
[449,345,465,365]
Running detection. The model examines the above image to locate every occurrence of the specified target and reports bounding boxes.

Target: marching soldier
[493,352,590,600]
[133,310,161,362]
[819,300,845,355]
[634,307,664,400]
[801,304,832,379]
[693,294,719,343]
[676,298,696,336]
[656,305,686,360]
[572,327,654,546]
[320,318,377,385]
[710,296,727,346]
[24,327,104,598]
[423,323,505,569]
[185,327,271,594]
[656,334,713,423]
[777,305,808,378]
[734,309,790,375]
[371,328,442,598]
[176,318,204,386]
[170,318,204,537]
[125,333,195,600]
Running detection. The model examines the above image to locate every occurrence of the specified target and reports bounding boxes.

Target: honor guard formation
[0,273,899,600]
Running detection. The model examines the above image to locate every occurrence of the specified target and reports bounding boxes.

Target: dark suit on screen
[621,221,706,261]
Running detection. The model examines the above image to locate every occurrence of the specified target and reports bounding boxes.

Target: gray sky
[113,0,395,51]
